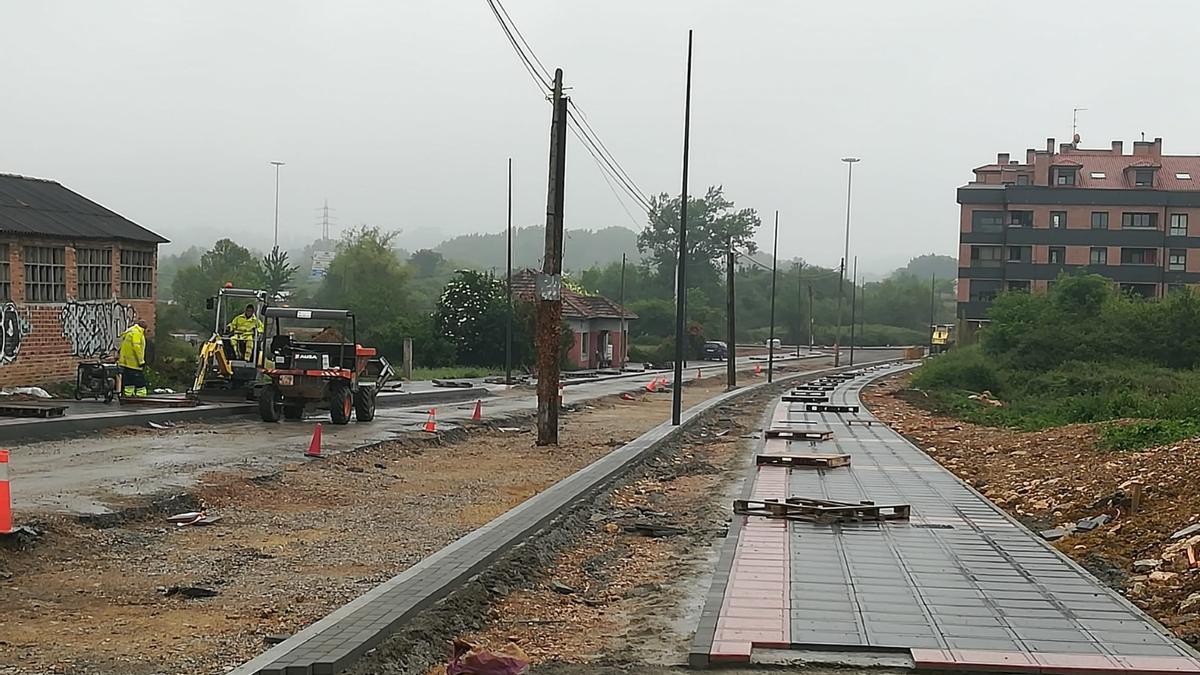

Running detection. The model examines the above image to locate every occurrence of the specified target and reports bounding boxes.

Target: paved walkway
[692,363,1200,674]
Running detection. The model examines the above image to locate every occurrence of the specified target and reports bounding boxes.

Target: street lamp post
[834,157,860,367]
[270,161,285,249]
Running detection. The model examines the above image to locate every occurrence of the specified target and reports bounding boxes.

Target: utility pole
[270,161,285,248]
[928,274,937,356]
[672,30,694,426]
[725,237,736,389]
[849,256,858,366]
[767,211,779,383]
[859,272,867,353]
[835,156,860,366]
[505,157,514,387]
[794,262,802,354]
[536,69,568,446]
[619,253,627,368]
[807,283,814,354]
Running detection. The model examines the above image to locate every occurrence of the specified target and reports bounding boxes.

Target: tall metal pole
[270,161,285,248]
[767,210,779,383]
[859,271,867,351]
[808,283,814,353]
[725,236,736,389]
[928,274,937,356]
[849,255,858,366]
[619,253,627,368]
[671,30,694,426]
[794,262,802,354]
[505,157,514,386]
[835,157,859,366]
[536,69,568,446]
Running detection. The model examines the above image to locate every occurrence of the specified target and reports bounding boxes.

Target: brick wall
[0,236,158,387]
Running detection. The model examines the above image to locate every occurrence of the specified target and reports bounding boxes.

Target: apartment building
[957,135,1200,323]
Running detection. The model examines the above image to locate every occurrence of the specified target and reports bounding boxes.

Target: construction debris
[163,585,219,599]
[734,496,911,524]
[445,639,530,675]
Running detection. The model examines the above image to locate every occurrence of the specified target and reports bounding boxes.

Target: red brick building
[0,174,167,386]
[958,136,1200,324]
[511,269,637,369]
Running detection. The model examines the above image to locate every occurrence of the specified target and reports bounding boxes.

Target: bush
[1099,419,1200,451]
[911,344,1002,394]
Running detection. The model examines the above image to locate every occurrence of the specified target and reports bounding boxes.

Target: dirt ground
[863,373,1200,647]
[0,381,735,675]
[432,387,777,673]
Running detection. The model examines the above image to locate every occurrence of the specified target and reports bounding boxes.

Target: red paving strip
[913,649,1200,675]
[709,465,790,662]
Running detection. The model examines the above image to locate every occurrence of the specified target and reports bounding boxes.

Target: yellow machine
[189,286,270,400]
[930,323,955,354]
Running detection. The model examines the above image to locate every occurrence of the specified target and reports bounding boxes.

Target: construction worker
[118,319,149,398]
[227,304,263,361]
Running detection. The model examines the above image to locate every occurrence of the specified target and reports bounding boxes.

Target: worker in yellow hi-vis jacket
[227,304,263,361]
[118,319,149,397]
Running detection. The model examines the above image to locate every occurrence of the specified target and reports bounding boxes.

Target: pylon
[305,424,323,458]
[0,449,13,534]
[659,376,669,387]
[621,392,636,401]
[472,400,482,421]
[423,408,437,433]
[646,379,657,392]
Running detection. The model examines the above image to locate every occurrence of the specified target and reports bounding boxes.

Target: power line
[568,101,651,208]
[484,0,549,92]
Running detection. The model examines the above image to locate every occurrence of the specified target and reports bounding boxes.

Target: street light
[270,161,285,248]
[834,156,860,367]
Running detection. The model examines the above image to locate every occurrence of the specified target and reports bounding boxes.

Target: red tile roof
[509,269,638,321]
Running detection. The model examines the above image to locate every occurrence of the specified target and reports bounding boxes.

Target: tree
[409,249,447,278]
[638,185,760,285]
[314,226,412,348]
[172,239,264,328]
[261,246,299,300]
[435,269,534,367]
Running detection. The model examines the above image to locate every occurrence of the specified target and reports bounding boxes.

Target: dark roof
[511,269,638,321]
[0,173,168,244]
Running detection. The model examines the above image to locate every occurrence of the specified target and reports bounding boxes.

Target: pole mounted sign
[536,273,562,301]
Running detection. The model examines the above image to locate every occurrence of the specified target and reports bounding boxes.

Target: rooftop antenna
[1072,107,1087,144]
[1141,131,1146,142]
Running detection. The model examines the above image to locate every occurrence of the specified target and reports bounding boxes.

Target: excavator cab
[189,286,270,400]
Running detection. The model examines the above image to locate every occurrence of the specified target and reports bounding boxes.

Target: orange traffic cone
[646,379,657,392]
[659,376,669,387]
[0,449,12,534]
[472,400,482,421]
[305,423,323,458]
[754,364,763,377]
[423,408,437,433]
[621,392,636,401]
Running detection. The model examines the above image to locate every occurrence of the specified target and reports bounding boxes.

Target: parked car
[765,338,782,349]
[701,340,728,361]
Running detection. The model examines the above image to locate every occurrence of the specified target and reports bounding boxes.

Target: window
[972,210,1004,233]
[1178,173,1193,180]
[1135,169,1155,187]
[1122,212,1157,229]
[1171,213,1188,236]
[1055,169,1076,185]
[1170,249,1187,271]
[1048,246,1066,264]
[580,331,589,355]
[1050,211,1067,228]
[1091,211,1109,229]
[1007,280,1031,292]
[1169,283,1188,295]
[1090,172,1107,180]
[1016,174,1030,185]
[1120,248,1158,265]
[1006,246,1031,263]
[119,249,153,299]
[970,246,1003,267]
[0,244,8,301]
[969,282,1000,303]
[76,247,112,301]
[1120,283,1156,299]
[24,246,65,303]
[1009,211,1033,227]
[1090,247,1108,265]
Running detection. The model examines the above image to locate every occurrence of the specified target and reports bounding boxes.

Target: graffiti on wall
[0,303,32,365]
[60,300,137,358]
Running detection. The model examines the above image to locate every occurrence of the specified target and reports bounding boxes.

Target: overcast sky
[5,1,1200,273]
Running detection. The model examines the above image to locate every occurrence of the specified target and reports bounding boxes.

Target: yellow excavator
[930,323,955,354]
[189,286,270,400]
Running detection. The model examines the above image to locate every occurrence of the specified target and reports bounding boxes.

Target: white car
[765,338,782,349]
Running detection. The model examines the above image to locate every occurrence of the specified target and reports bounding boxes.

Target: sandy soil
[863,373,1200,647]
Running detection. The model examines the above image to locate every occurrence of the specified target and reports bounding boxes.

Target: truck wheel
[354,388,376,422]
[283,402,304,420]
[259,385,282,422]
[329,385,352,425]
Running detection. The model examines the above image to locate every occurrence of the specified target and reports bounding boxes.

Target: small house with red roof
[510,269,637,369]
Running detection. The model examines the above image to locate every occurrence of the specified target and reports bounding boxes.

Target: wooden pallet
[793,384,836,392]
[756,453,851,468]
[734,496,911,524]
[782,394,829,403]
[0,401,69,418]
[119,396,199,408]
[804,404,860,414]
[764,427,833,441]
[770,419,817,426]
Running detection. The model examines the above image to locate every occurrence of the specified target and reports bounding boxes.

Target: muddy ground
[863,373,1200,647]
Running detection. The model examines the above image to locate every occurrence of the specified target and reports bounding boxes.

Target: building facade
[0,174,167,386]
[958,136,1200,323]
[511,269,637,370]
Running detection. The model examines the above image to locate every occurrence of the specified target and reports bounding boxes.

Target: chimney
[1026,149,1036,164]
[1133,139,1152,156]
[997,152,1010,165]
[1046,138,1056,152]
[1111,140,1123,154]
[1059,142,1073,153]
[1152,137,1163,158]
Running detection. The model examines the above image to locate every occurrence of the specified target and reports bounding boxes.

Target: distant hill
[434,225,642,272]
[889,254,957,280]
